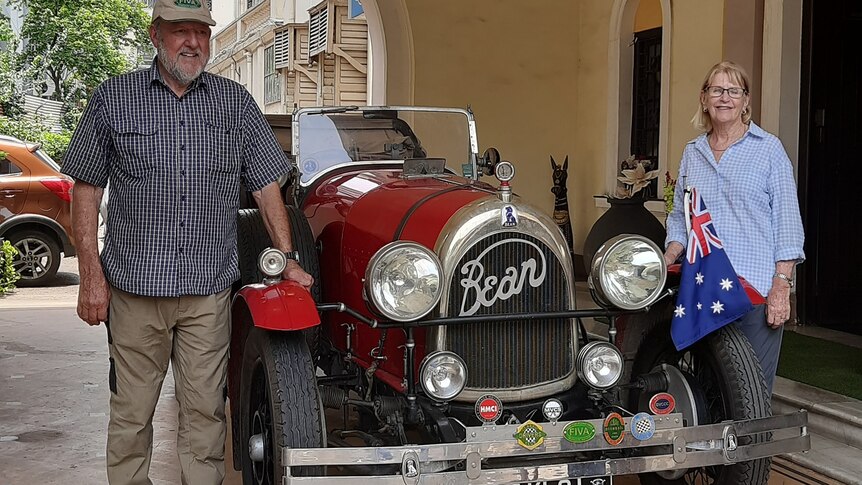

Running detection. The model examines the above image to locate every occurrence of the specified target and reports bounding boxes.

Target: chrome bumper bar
[282,410,809,484]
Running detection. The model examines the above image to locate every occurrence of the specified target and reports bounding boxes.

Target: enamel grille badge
[541,398,563,424]
[630,412,656,441]
[513,420,547,450]
[474,394,503,424]
[649,392,676,415]
[603,413,626,445]
[501,205,518,227]
[563,421,596,444]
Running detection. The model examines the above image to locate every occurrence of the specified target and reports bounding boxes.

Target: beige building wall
[389,0,730,253]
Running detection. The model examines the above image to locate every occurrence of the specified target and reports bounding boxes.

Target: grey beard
[157,43,209,86]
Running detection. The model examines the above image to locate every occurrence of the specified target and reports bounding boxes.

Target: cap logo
[174,0,202,8]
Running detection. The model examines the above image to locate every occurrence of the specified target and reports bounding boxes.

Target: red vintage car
[228,106,809,485]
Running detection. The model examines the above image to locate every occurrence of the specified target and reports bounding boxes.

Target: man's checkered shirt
[62,60,292,297]
[665,122,805,297]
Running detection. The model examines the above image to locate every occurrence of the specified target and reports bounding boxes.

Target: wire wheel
[632,313,772,485]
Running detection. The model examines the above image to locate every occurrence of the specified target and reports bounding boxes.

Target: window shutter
[275,29,290,69]
[308,6,328,57]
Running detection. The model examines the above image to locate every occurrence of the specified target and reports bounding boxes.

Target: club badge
[563,421,596,444]
[630,412,656,441]
[649,392,676,415]
[513,420,547,450]
[474,394,503,424]
[542,398,563,424]
[603,412,626,446]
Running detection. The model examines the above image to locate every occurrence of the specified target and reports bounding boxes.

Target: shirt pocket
[206,121,241,208]
[206,121,241,175]
[109,119,158,179]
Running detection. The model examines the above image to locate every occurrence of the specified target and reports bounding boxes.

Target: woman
[663,60,805,395]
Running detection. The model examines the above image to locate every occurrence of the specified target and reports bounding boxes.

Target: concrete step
[773,377,862,450]
[777,431,862,485]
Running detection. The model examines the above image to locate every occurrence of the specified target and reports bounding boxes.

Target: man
[62,1,312,483]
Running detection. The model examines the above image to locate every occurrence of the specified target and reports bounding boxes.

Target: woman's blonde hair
[691,60,752,132]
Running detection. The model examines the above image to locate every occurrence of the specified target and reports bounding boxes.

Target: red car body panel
[303,168,490,390]
[233,281,320,331]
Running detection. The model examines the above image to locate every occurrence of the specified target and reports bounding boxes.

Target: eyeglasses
[705,86,748,99]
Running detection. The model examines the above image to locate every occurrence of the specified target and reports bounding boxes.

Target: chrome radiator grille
[443,232,573,390]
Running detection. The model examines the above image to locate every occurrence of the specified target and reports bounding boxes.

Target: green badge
[563,421,596,444]
[175,0,202,8]
[513,420,547,450]
[603,412,626,445]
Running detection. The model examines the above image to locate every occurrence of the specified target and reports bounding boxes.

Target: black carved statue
[550,155,574,256]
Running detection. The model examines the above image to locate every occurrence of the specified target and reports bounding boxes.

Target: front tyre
[631,310,771,485]
[240,328,324,485]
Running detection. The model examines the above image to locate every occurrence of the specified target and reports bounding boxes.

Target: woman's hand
[664,242,684,267]
[766,279,791,328]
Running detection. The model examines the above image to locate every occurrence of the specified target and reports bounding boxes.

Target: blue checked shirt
[62,60,292,297]
[665,122,805,297]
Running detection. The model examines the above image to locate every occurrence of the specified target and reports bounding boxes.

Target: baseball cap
[152,0,216,27]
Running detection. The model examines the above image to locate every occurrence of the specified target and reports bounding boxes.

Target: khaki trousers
[105,286,231,485]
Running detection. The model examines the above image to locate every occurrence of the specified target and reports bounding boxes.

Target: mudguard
[232,280,320,331]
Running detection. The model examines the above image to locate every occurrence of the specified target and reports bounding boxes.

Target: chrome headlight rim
[576,341,624,390]
[258,247,287,277]
[589,234,667,311]
[364,241,443,322]
[419,351,468,402]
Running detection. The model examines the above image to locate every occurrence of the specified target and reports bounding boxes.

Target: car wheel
[630,303,771,485]
[239,328,324,484]
[8,229,61,287]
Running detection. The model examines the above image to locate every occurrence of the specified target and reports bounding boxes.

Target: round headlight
[365,241,442,322]
[419,351,467,401]
[589,235,667,310]
[577,341,623,390]
[258,248,287,277]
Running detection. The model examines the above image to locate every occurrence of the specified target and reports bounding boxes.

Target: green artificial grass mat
[777,331,862,401]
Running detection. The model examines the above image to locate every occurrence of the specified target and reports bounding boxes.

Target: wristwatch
[773,272,794,288]
[285,250,301,263]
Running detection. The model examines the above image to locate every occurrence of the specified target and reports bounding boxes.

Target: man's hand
[69,180,108,326]
[78,271,111,326]
[283,259,314,290]
[766,282,791,329]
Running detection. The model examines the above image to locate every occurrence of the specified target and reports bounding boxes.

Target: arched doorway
[359,0,413,105]
[606,0,671,209]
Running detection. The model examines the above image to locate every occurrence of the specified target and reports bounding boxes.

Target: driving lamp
[577,341,624,390]
[589,235,667,310]
[365,241,443,322]
[419,351,467,401]
[258,248,287,278]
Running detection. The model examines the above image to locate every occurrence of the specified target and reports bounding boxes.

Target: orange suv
[0,135,76,286]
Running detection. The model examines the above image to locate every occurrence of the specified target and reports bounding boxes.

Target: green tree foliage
[0,116,72,162]
[16,0,150,103]
[0,13,22,116]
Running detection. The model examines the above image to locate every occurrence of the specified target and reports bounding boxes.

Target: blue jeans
[734,304,782,396]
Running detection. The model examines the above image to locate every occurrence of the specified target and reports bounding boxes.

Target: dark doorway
[798,0,862,333]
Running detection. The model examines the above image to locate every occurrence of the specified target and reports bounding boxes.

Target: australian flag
[671,187,752,350]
